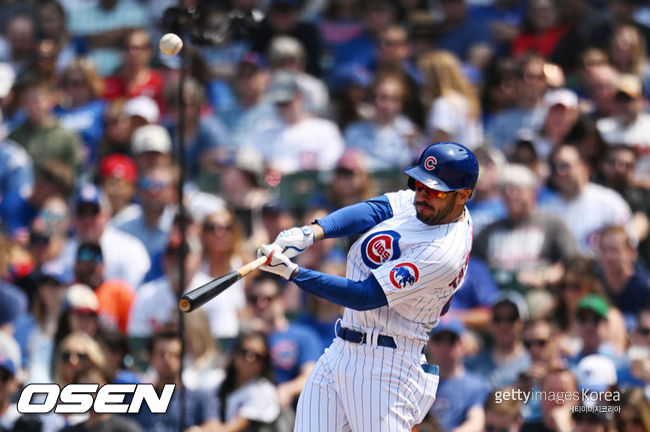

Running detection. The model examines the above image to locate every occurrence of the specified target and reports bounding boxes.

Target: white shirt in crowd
[427,93,483,150]
[218,377,281,424]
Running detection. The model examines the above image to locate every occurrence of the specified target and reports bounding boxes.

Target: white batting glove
[257,244,299,280]
[273,225,315,258]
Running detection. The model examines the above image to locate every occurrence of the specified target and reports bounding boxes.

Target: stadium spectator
[418,50,483,150]
[608,23,650,94]
[315,0,365,76]
[215,332,281,429]
[198,208,248,339]
[433,0,493,62]
[465,146,507,235]
[0,113,33,206]
[483,388,524,432]
[473,164,577,292]
[250,71,343,174]
[243,273,321,409]
[343,72,419,170]
[132,327,219,432]
[98,154,139,226]
[329,64,373,131]
[181,308,224,392]
[97,98,131,158]
[0,14,36,77]
[614,387,650,432]
[531,88,580,160]
[96,328,139,385]
[9,81,82,172]
[426,319,490,432]
[61,183,150,289]
[540,143,631,256]
[618,306,650,389]
[36,0,80,75]
[466,292,532,389]
[130,124,173,176]
[583,62,618,119]
[0,356,19,431]
[53,331,106,388]
[521,368,578,432]
[511,0,570,58]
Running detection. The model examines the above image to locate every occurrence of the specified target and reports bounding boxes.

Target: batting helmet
[404,142,479,192]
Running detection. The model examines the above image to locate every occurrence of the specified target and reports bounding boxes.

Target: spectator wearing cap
[130,124,172,176]
[473,164,578,292]
[54,283,101,345]
[248,71,344,174]
[164,77,232,181]
[567,294,627,369]
[12,266,67,384]
[0,355,19,430]
[9,80,82,172]
[597,74,650,184]
[123,95,159,136]
[98,154,139,226]
[486,55,548,153]
[540,143,632,256]
[330,64,373,131]
[128,233,210,337]
[426,319,490,432]
[466,292,532,389]
[267,36,330,116]
[61,183,151,290]
[531,88,580,160]
[251,0,323,77]
[343,72,419,170]
[116,165,177,280]
[0,159,74,243]
[418,50,483,150]
[74,242,134,333]
[54,59,108,172]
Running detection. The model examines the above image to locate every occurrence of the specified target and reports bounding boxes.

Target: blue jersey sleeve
[292,268,388,310]
[316,195,393,238]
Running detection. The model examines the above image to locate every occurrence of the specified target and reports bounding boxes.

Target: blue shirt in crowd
[269,323,322,384]
[429,371,491,431]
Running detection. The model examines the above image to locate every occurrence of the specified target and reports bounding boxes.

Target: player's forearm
[316,196,393,238]
[291,268,387,310]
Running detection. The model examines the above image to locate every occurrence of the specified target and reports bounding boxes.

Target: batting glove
[273,225,315,258]
[257,244,299,280]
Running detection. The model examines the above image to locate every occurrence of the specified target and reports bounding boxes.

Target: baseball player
[257,142,479,431]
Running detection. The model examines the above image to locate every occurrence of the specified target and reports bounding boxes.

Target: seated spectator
[596,225,650,326]
[0,117,33,210]
[343,72,419,170]
[583,62,618,120]
[36,0,81,75]
[607,23,650,98]
[164,77,232,181]
[0,356,19,431]
[73,242,134,333]
[61,183,151,289]
[242,274,321,409]
[329,65,373,131]
[215,332,281,429]
[53,331,106,388]
[614,388,650,432]
[418,50,483,150]
[61,364,143,432]
[9,80,81,172]
[198,208,248,340]
[316,0,365,77]
[54,284,101,349]
[617,305,650,390]
[97,98,131,158]
[473,164,577,292]
[540,143,631,256]
[96,328,139,385]
[466,146,507,235]
[130,124,173,175]
[182,308,224,393]
[249,72,344,174]
[521,368,578,432]
[54,59,107,172]
[98,154,139,226]
[466,292,532,389]
[132,327,218,432]
[483,388,524,432]
[116,165,177,269]
[532,88,580,160]
[432,0,493,62]
[596,74,650,183]
[127,234,210,337]
[0,14,36,77]
[511,0,570,58]
[427,319,490,432]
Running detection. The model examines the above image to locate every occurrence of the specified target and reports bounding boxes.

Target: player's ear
[456,189,472,204]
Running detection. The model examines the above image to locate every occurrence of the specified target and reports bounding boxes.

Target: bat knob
[178,298,191,313]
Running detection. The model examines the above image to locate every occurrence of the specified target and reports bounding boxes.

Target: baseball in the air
[159,33,183,56]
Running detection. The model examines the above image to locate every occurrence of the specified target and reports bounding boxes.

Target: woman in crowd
[52,331,105,387]
[615,387,650,432]
[182,307,225,392]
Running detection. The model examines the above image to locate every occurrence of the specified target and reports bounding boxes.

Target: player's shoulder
[384,189,415,213]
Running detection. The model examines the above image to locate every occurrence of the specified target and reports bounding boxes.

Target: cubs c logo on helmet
[424,156,437,171]
[361,230,401,269]
[389,263,419,289]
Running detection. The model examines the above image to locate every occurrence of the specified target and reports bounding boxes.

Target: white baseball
[159,33,183,56]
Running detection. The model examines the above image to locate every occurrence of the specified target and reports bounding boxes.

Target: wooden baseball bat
[178,255,268,313]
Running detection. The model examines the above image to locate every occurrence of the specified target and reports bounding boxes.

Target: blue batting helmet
[404,142,479,192]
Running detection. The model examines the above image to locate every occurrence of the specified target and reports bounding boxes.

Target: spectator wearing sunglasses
[53,331,106,389]
[483,388,523,432]
[467,291,532,389]
[426,319,490,432]
[214,332,281,430]
[116,165,177,281]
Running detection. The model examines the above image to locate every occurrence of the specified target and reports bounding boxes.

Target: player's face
[414,183,465,225]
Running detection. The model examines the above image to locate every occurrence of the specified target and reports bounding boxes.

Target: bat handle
[239,255,269,277]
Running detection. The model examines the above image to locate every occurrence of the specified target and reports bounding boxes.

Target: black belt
[336,322,397,349]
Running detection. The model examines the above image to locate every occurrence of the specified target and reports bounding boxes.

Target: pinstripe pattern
[295,189,470,431]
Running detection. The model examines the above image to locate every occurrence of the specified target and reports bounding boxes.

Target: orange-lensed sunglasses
[414,180,448,199]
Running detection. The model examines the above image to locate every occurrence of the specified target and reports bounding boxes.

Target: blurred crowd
[0,0,649,431]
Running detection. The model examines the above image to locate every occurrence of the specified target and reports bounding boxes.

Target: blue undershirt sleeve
[316,195,393,238]
[291,268,388,311]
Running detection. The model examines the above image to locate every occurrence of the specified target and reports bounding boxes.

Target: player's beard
[415,194,457,225]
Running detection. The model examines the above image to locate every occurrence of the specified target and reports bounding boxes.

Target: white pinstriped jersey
[341,189,473,350]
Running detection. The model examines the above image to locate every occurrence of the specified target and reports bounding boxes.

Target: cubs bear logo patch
[389,263,419,289]
[360,230,401,269]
